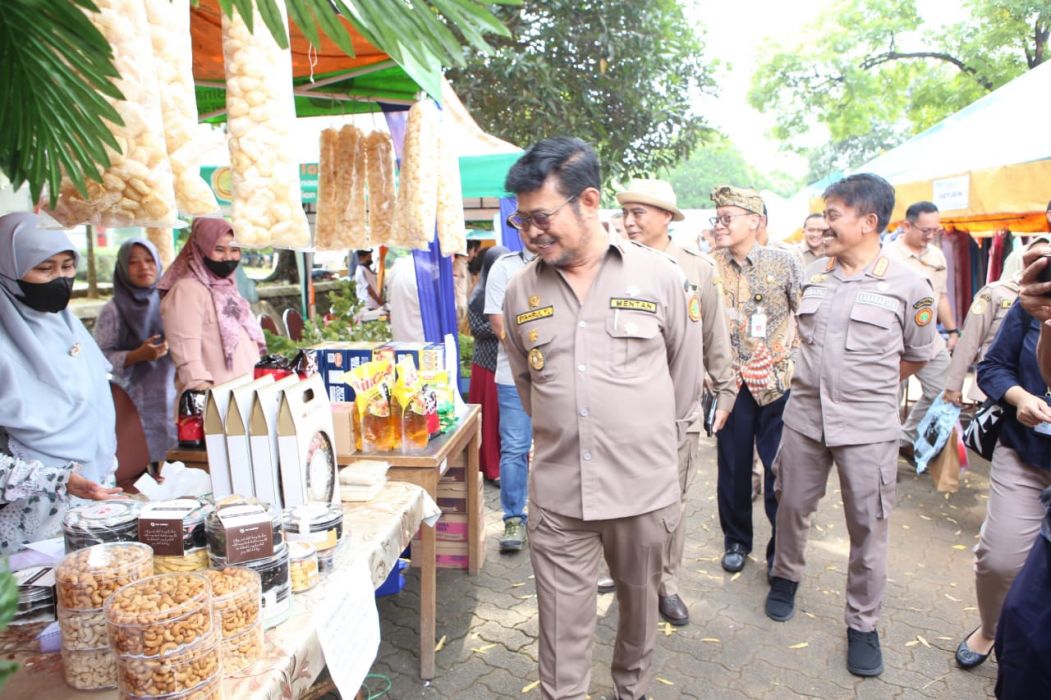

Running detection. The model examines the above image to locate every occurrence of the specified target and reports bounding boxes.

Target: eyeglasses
[507,195,578,231]
[804,227,830,234]
[916,227,944,236]
[709,213,752,228]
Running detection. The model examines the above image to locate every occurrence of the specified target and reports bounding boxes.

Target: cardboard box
[223,376,276,498]
[315,342,380,402]
[204,375,254,499]
[410,540,470,570]
[248,375,301,510]
[277,374,339,508]
[377,342,446,373]
[331,402,357,460]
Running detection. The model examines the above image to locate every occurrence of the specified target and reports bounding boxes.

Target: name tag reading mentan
[609,298,657,313]
[516,306,554,325]
[855,292,899,313]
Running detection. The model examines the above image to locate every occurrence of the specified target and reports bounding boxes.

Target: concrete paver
[367,436,998,699]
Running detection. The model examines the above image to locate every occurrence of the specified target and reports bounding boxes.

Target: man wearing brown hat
[617,178,737,626]
[709,185,803,575]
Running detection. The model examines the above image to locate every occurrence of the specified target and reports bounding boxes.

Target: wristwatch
[947,328,961,336]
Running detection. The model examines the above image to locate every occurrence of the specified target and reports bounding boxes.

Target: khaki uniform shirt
[712,244,803,406]
[945,280,1019,401]
[882,237,949,353]
[503,236,702,521]
[784,255,939,447]
[664,241,737,418]
[800,246,822,268]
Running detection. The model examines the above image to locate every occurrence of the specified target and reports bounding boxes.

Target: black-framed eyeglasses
[506,194,578,231]
[709,213,752,228]
[916,226,944,236]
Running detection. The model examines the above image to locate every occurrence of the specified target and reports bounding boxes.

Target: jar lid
[63,500,143,531]
[209,541,288,571]
[139,498,212,528]
[282,502,343,533]
[288,541,317,561]
[14,566,55,603]
[56,542,153,582]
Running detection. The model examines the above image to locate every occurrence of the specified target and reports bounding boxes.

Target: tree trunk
[85,224,98,298]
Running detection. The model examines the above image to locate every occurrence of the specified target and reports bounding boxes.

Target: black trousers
[995,530,1051,698]
[716,384,788,565]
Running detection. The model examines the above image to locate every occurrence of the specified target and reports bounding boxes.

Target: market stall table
[1,481,438,699]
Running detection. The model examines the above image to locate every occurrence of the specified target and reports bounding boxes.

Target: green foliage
[264,280,392,357]
[0,562,18,690]
[448,0,718,188]
[750,0,1050,179]
[458,333,474,378]
[663,138,802,208]
[0,0,515,211]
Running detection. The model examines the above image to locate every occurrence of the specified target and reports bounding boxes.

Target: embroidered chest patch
[855,292,899,313]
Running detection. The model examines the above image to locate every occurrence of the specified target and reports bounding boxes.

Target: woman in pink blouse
[159,218,265,397]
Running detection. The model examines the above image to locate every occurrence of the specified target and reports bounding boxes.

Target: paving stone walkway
[367,436,998,699]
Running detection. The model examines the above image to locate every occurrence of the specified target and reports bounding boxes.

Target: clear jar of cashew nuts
[125,673,223,700]
[288,541,319,593]
[61,646,118,690]
[55,542,154,610]
[204,567,261,638]
[104,572,214,657]
[220,620,263,673]
[58,605,109,651]
[116,630,221,697]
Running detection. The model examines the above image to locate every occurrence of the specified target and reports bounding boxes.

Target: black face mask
[17,276,74,313]
[204,258,239,278]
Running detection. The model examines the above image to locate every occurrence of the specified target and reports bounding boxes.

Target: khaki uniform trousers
[975,442,1051,639]
[660,434,700,597]
[529,501,680,700]
[771,426,897,632]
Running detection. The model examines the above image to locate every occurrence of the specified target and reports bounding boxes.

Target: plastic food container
[204,567,261,637]
[138,498,212,574]
[220,620,263,673]
[288,541,319,593]
[205,497,283,563]
[55,542,154,610]
[63,500,144,551]
[61,646,118,690]
[57,605,109,651]
[12,566,57,626]
[123,674,222,700]
[282,502,344,552]
[116,631,220,697]
[317,538,345,575]
[105,572,214,657]
[209,542,291,628]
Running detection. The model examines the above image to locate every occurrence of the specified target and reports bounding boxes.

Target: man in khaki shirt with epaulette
[944,278,1020,406]
[765,174,938,678]
[617,178,736,627]
[501,139,702,700]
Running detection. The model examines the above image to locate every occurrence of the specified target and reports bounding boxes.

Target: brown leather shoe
[658,594,689,626]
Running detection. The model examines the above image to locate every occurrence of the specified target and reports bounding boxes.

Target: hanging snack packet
[221,1,310,248]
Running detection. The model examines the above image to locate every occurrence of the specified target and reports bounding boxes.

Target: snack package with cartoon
[392,357,430,453]
[348,360,396,452]
[420,369,454,434]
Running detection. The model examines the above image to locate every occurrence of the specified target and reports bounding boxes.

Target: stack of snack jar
[282,502,345,575]
[55,543,153,691]
[288,542,320,593]
[104,572,221,699]
[205,568,263,673]
[63,500,144,551]
[137,498,212,573]
[206,496,291,627]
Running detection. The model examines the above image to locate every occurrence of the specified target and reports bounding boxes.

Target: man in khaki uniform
[800,213,829,266]
[765,173,938,677]
[943,279,1019,406]
[616,178,736,626]
[881,201,959,451]
[501,138,702,700]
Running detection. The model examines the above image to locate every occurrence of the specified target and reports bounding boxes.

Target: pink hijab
[158,218,265,367]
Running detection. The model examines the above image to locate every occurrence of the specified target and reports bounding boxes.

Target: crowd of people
[490,137,1051,699]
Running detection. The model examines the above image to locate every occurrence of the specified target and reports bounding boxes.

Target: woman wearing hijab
[94,238,176,463]
[159,218,266,397]
[467,245,509,482]
[0,213,123,553]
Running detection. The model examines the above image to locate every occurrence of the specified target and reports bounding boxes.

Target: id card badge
[749,310,767,339]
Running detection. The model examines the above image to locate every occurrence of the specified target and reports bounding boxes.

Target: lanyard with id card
[749,302,767,339]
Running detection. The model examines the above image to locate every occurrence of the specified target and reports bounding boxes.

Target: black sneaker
[847,628,884,677]
[765,576,798,621]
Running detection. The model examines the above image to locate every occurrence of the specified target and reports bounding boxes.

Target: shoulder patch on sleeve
[914,307,934,326]
[912,296,934,310]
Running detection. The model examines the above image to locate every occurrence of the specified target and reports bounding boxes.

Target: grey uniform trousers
[660,434,701,597]
[772,426,898,632]
[529,501,680,700]
[974,442,1051,639]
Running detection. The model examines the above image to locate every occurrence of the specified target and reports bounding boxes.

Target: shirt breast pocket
[605,314,660,378]
[796,295,824,344]
[845,303,899,353]
[520,325,556,384]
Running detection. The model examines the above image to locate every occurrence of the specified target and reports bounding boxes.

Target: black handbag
[962,398,1003,460]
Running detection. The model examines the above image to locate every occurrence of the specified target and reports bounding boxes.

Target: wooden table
[338,404,483,680]
[166,404,483,680]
